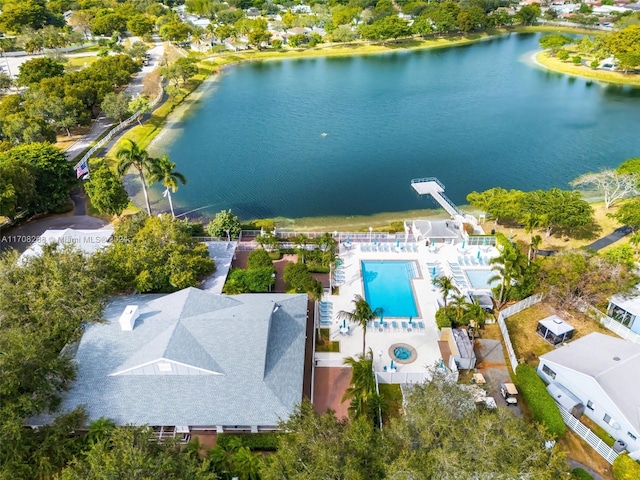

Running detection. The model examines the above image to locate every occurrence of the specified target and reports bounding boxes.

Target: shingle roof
[38,288,308,428]
[540,332,640,432]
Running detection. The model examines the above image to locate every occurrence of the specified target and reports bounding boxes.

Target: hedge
[216,432,281,451]
[612,454,640,480]
[515,364,566,438]
[571,468,594,480]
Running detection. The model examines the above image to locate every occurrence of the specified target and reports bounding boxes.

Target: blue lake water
[149,33,640,220]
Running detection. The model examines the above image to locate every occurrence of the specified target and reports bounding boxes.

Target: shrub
[217,433,281,451]
[571,468,594,480]
[435,306,453,329]
[572,55,582,65]
[247,249,273,270]
[515,364,566,438]
[557,49,569,61]
[612,455,640,480]
[590,59,600,69]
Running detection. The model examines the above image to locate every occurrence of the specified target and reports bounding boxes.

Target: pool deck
[315,241,498,377]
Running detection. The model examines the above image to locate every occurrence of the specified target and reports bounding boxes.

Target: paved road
[585,225,633,251]
[64,35,165,162]
[0,189,108,254]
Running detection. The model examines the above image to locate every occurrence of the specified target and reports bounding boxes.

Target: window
[542,364,557,380]
[603,414,616,426]
[587,400,594,411]
[628,432,637,441]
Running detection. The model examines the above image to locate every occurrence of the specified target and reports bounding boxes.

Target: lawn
[505,302,614,366]
[489,201,624,252]
[316,328,340,353]
[65,55,100,70]
[379,383,403,423]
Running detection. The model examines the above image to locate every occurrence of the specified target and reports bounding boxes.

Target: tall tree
[570,170,639,210]
[433,275,459,308]
[115,139,155,215]
[342,351,381,422]
[489,239,527,308]
[84,161,130,216]
[149,154,186,218]
[337,294,383,355]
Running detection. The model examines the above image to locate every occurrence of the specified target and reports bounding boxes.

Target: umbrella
[483,237,488,246]
[477,250,481,259]
[342,319,346,328]
[462,241,466,249]
[346,235,351,243]
[432,267,436,276]
[396,240,400,248]
[409,317,413,325]
[390,360,395,370]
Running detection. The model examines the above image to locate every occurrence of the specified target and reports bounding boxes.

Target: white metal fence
[75,83,164,168]
[558,407,619,464]
[497,293,544,373]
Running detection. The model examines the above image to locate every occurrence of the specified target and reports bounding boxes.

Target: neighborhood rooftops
[31,287,309,430]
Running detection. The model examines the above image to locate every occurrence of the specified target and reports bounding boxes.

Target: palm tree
[293,233,310,263]
[149,154,186,218]
[522,212,543,264]
[464,298,489,329]
[337,294,383,356]
[433,275,460,308]
[116,139,155,216]
[342,351,379,420]
[450,293,470,326]
[530,234,542,262]
[489,243,527,308]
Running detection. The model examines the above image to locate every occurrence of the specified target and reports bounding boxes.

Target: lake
[149,33,640,221]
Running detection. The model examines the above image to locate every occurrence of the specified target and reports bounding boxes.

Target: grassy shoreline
[534,50,640,87]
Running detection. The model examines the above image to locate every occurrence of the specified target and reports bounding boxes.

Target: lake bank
[534,50,640,87]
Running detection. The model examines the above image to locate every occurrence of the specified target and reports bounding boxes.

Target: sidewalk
[64,35,165,162]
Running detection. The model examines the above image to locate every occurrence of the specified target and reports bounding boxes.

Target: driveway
[474,338,523,416]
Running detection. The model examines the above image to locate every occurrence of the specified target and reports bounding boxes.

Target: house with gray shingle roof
[30,288,309,438]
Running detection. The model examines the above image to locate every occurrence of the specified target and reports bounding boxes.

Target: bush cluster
[612,455,640,480]
[217,433,281,451]
[515,364,566,438]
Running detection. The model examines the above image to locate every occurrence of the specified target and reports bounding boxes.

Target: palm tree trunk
[362,325,367,357]
[167,189,175,218]
[137,167,152,216]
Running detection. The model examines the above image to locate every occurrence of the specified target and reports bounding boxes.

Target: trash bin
[613,439,627,453]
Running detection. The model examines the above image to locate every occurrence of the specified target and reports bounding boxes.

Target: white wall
[538,360,640,455]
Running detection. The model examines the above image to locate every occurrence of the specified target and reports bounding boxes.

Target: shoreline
[532,50,640,87]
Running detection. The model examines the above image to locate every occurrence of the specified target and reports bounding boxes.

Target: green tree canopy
[206,209,241,238]
[17,57,65,86]
[84,161,130,216]
[0,142,74,213]
[93,215,216,293]
[539,34,573,55]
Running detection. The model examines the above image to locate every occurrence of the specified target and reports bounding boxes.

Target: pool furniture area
[319,301,333,325]
[362,260,419,318]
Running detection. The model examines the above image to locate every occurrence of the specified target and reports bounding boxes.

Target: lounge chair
[401,321,408,330]
[417,321,425,330]
[392,321,399,331]
[374,321,380,330]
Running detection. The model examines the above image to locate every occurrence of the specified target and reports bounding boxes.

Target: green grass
[316,328,340,352]
[379,383,403,421]
[65,56,100,70]
[571,468,594,480]
[580,415,616,447]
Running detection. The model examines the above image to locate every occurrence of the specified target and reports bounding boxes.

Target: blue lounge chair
[417,321,425,330]
[392,321,399,331]
[401,321,408,330]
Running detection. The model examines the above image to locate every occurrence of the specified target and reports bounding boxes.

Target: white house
[538,333,640,459]
[607,292,640,335]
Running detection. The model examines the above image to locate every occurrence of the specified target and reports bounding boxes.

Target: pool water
[361,261,419,317]
[464,269,499,289]
[393,346,412,361]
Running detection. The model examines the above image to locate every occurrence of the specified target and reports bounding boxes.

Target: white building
[538,333,640,459]
[607,292,640,335]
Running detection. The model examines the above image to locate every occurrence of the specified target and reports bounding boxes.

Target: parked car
[500,383,518,405]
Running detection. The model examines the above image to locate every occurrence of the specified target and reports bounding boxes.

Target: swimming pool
[361,261,419,317]
[464,269,499,289]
